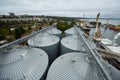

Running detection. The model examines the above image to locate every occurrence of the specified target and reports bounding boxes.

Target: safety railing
[74,25,112,80]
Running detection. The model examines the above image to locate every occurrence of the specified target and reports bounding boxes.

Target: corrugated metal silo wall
[60,44,79,55]
[39,42,59,64]
[64,32,71,37]
[29,42,60,64]
[40,66,49,80]
[55,34,62,39]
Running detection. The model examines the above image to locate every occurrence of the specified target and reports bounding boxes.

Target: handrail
[74,25,112,80]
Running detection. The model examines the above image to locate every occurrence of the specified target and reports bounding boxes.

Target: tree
[69,20,75,28]
[14,26,25,39]
[43,19,47,24]
[0,34,5,40]
[15,28,21,39]
[19,26,25,34]
[57,21,69,31]
[50,22,53,25]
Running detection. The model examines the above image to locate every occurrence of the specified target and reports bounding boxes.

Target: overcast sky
[0,0,120,18]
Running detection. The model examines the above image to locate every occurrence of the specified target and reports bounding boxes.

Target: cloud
[0,0,120,18]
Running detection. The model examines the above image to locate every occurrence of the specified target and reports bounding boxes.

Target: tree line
[57,20,75,31]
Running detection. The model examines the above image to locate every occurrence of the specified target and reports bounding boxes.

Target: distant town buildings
[0,12,53,22]
[0,15,51,22]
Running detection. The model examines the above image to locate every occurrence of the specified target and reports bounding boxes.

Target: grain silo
[64,27,77,37]
[60,35,86,55]
[47,52,100,80]
[28,33,60,64]
[46,27,62,38]
[0,47,48,80]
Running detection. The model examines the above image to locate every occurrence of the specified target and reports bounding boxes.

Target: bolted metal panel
[0,47,48,80]
[47,52,100,80]
[28,33,60,64]
[60,35,86,55]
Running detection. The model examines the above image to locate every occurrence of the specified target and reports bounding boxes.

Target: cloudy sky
[0,0,120,18]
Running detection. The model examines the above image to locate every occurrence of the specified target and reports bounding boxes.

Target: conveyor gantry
[74,25,112,80]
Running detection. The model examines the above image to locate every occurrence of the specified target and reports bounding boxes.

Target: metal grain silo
[0,47,48,80]
[60,35,86,55]
[47,52,100,80]
[65,27,77,37]
[46,27,62,38]
[28,33,60,64]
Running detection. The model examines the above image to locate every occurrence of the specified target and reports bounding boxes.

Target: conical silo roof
[46,27,62,37]
[47,52,100,80]
[65,27,77,36]
[60,35,86,55]
[0,47,48,80]
[28,33,59,47]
